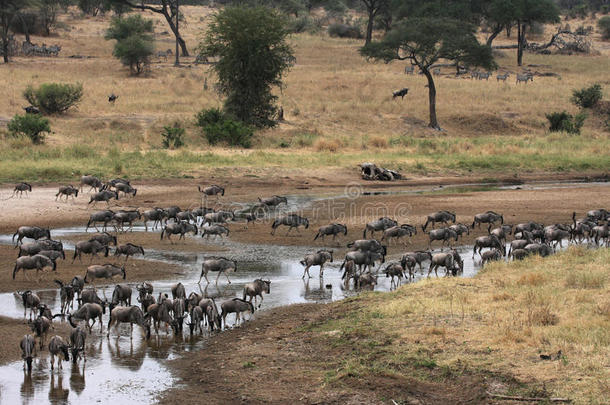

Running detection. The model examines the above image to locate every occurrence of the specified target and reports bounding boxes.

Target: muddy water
[2,181,601,403]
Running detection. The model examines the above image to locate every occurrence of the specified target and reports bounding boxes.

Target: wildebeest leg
[130,323,134,340]
[319,264,324,278]
[285,227,292,236]
[215,271,222,284]
[225,272,231,284]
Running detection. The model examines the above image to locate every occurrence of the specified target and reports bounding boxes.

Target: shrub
[328,23,363,39]
[23,82,83,114]
[105,15,154,75]
[571,84,603,108]
[598,16,610,40]
[7,114,51,144]
[546,111,586,134]
[287,16,312,34]
[161,123,185,149]
[195,108,253,148]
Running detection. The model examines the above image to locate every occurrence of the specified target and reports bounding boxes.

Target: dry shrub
[370,136,388,148]
[595,301,610,319]
[423,326,446,336]
[492,292,513,301]
[448,113,520,134]
[314,138,340,152]
[565,272,606,289]
[518,273,546,286]
[529,305,559,326]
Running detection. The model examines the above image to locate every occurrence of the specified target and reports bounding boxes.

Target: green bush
[546,111,586,134]
[571,84,603,108]
[598,16,610,39]
[161,123,185,149]
[287,16,312,33]
[105,15,154,75]
[7,114,51,144]
[328,23,362,39]
[23,82,83,114]
[195,108,253,148]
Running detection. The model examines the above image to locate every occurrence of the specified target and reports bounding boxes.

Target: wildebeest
[71,276,86,301]
[203,210,234,225]
[142,208,167,231]
[188,306,204,335]
[171,282,186,300]
[115,182,137,198]
[164,206,182,223]
[422,211,456,231]
[363,217,398,238]
[586,208,609,222]
[112,210,141,232]
[198,185,225,199]
[20,335,36,372]
[428,250,461,277]
[84,264,126,283]
[14,254,56,280]
[88,232,117,247]
[38,250,66,269]
[13,226,51,246]
[392,88,409,99]
[401,251,432,274]
[591,223,609,247]
[514,221,543,234]
[173,298,187,333]
[13,182,32,198]
[201,224,230,239]
[68,303,104,333]
[544,227,571,249]
[220,298,254,329]
[472,211,504,229]
[449,223,470,240]
[425,227,458,250]
[347,239,387,255]
[481,248,503,266]
[146,299,175,335]
[489,224,513,245]
[353,272,377,289]
[104,178,130,190]
[473,234,505,258]
[86,210,115,232]
[314,223,347,241]
[54,280,75,314]
[384,263,405,288]
[111,284,132,307]
[524,243,553,257]
[18,290,41,321]
[176,210,197,223]
[79,288,107,309]
[69,327,86,364]
[271,214,309,235]
[199,257,237,284]
[510,248,529,261]
[107,306,151,340]
[340,250,384,275]
[243,279,271,308]
[381,224,417,245]
[30,315,52,349]
[300,249,333,278]
[161,222,197,242]
[258,195,287,207]
[48,336,70,370]
[114,243,145,261]
[55,185,79,201]
[88,190,119,206]
[24,105,40,114]
[137,282,154,310]
[72,240,109,263]
[80,175,104,193]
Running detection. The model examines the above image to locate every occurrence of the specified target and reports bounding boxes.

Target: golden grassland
[0,6,608,182]
[308,247,609,403]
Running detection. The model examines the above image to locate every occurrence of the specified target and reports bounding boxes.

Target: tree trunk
[423,69,439,130]
[506,23,512,38]
[365,9,375,46]
[486,24,503,47]
[517,20,524,66]
[18,13,31,44]
[162,7,188,57]
[174,0,180,65]
[1,21,9,63]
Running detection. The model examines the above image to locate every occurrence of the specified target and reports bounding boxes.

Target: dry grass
[310,246,610,404]
[0,7,608,182]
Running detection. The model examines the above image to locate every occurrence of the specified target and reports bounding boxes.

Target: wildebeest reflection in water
[49,372,69,405]
[70,363,86,395]
[107,339,146,371]
[303,278,332,301]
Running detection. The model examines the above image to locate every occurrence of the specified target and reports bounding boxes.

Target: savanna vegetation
[306,247,609,403]
[0,3,607,183]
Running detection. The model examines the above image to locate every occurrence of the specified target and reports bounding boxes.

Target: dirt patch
[448,113,521,135]
[0,245,185,293]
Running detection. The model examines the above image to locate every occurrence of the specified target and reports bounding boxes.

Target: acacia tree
[105,14,154,75]
[107,0,189,57]
[0,0,34,63]
[361,17,495,130]
[361,0,390,45]
[199,6,295,128]
[514,0,560,65]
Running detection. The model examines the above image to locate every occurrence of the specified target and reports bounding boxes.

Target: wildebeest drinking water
[48,335,70,370]
[69,326,86,364]
[107,305,151,340]
[20,335,36,372]
[68,303,105,333]
[243,279,271,308]
[300,249,333,278]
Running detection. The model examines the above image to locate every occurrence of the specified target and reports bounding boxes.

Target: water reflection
[48,373,69,405]
[69,363,85,395]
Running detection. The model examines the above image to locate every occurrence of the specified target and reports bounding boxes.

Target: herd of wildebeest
[7,176,610,373]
